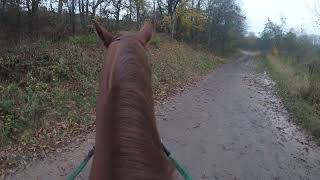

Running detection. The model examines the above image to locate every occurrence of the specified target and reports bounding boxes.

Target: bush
[149,35,162,49]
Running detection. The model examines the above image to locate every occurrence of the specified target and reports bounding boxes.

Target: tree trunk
[136,5,140,29]
[1,0,6,13]
[196,0,201,9]
[129,0,132,20]
[92,0,96,17]
[115,7,120,29]
[49,0,53,11]
[92,0,105,18]
[58,0,63,16]
[112,0,121,30]
[190,0,194,42]
[72,0,75,35]
[171,13,175,39]
[78,0,81,19]
[69,0,75,35]
[0,0,5,23]
[153,0,156,32]
[194,0,202,44]
[81,0,85,25]
[78,0,85,27]
[14,0,22,43]
[157,0,163,17]
[30,0,39,38]
[85,0,89,17]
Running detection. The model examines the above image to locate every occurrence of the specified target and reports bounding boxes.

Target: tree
[175,0,206,41]
[92,0,107,17]
[315,0,320,27]
[241,32,258,51]
[133,0,142,27]
[24,0,41,36]
[58,0,63,17]
[259,18,286,52]
[66,0,76,34]
[0,0,248,54]
[113,0,122,29]
[206,0,246,53]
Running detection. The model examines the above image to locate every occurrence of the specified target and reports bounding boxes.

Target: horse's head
[90,21,176,180]
[93,20,153,50]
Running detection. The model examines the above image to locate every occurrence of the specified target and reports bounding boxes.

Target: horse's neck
[91,57,173,180]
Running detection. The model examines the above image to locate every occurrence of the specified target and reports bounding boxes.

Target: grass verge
[263,54,320,142]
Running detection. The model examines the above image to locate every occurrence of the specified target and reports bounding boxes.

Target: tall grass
[264,55,320,141]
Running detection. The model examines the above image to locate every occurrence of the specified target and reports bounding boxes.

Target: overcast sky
[241,0,319,35]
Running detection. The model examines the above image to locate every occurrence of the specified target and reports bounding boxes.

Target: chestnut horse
[89,21,176,180]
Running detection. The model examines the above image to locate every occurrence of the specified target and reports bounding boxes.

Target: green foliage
[257,18,320,63]
[175,2,206,31]
[206,0,246,54]
[259,19,285,51]
[149,35,162,49]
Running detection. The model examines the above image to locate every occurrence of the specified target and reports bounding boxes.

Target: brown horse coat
[89,21,175,180]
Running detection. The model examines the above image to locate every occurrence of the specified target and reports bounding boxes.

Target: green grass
[263,55,320,141]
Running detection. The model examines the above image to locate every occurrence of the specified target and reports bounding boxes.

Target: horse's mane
[91,37,175,180]
[112,44,169,179]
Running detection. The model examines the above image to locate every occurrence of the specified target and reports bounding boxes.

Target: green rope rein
[162,143,193,180]
[67,144,192,180]
[67,147,94,180]
[168,155,193,180]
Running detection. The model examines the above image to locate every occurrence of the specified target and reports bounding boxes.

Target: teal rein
[67,144,192,180]
[66,147,94,180]
[162,143,193,180]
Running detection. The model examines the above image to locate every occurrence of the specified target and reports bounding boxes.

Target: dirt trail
[6,55,320,180]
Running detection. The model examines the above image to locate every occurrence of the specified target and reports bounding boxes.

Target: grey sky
[241,0,319,35]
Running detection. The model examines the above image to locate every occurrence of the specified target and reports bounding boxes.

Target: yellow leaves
[161,15,172,31]
[160,3,207,32]
[176,3,207,31]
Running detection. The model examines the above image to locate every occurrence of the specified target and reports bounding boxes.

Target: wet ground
[6,55,320,180]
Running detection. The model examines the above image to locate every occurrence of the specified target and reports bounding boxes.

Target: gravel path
[6,55,320,180]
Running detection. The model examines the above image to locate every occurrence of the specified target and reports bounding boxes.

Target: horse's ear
[93,20,113,47]
[138,20,153,44]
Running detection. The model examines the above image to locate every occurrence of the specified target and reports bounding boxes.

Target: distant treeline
[0,0,247,54]
[242,18,320,65]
